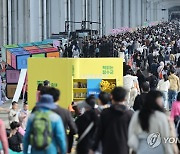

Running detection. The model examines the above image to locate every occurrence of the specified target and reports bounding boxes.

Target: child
[9,102,19,125]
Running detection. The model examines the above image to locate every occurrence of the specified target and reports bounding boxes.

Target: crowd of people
[122,20,180,111]
[61,21,180,60]
[1,82,180,154]
[0,20,180,154]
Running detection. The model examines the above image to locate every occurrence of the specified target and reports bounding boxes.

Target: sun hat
[36,94,56,109]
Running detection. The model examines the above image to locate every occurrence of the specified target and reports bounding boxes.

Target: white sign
[12,69,27,102]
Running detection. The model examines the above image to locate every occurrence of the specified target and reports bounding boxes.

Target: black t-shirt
[76,110,99,154]
[146,75,158,90]
[133,93,148,111]
[8,132,23,152]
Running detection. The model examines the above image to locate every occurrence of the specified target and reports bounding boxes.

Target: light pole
[161,8,167,21]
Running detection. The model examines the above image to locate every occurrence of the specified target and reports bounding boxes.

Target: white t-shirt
[9,109,19,124]
[73,49,79,58]
[123,75,138,90]
[137,47,144,54]
[157,79,170,92]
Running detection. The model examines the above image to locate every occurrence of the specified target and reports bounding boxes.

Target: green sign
[102,66,114,75]
[37,81,44,85]
[50,83,58,87]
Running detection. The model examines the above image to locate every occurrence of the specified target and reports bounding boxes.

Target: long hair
[138,90,164,132]
[136,69,143,77]
[163,74,168,82]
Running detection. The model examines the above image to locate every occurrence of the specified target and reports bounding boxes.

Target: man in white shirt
[8,101,19,126]
[72,45,80,58]
[123,71,139,106]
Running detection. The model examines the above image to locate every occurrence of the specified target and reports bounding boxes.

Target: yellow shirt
[168,74,180,91]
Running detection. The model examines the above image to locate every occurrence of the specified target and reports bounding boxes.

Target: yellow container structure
[28,58,123,109]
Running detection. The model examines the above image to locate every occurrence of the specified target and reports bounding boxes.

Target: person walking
[168,68,180,110]
[1,78,9,104]
[136,69,146,91]
[171,92,180,150]
[157,74,170,110]
[147,52,154,71]
[123,70,138,106]
[23,94,67,154]
[46,87,77,153]
[72,45,80,58]
[170,92,180,121]
[157,61,165,79]
[36,83,43,102]
[33,87,77,153]
[91,87,133,154]
[146,72,158,90]
[97,91,111,112]
[128,91,174,154]
[76,95,99,154]
[133,82,150,111]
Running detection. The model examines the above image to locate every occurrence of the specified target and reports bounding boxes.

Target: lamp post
[161,8,167,21]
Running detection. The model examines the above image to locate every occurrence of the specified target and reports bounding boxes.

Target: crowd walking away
[1,20,180,154]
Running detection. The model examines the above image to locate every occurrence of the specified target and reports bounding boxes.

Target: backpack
[30,111,53,150]
[150,75,158,88]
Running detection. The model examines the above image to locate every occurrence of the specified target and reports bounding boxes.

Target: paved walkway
[0,101,11,127]
[0,100,24,128]
[0,100,76,153]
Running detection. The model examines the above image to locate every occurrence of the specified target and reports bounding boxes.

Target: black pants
[24,91,28,103]
[67,132,74,153]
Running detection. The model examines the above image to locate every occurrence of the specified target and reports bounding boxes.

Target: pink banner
[53,40,60,48]
[110,27,132,35]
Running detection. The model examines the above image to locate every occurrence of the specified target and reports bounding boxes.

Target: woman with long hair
[128,91,174,154]
[136,69,146,91]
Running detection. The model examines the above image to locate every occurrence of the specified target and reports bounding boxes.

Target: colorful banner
[110,21,160,35]
[110,27,130,35]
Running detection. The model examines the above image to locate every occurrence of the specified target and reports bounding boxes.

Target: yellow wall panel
[28,58,123,109]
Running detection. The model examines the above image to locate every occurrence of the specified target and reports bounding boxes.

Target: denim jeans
[168,89,177,109]
[162,91,168,110]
